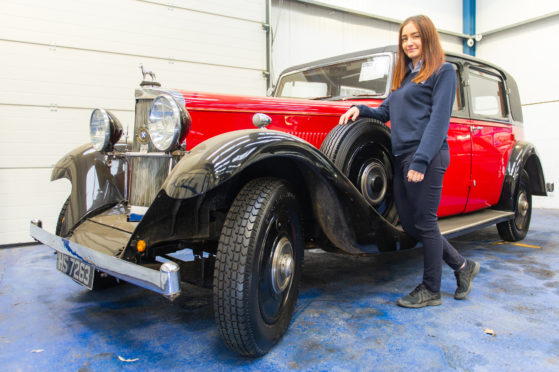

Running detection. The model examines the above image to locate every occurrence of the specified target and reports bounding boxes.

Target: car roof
[277,45,522,123]
[279,45,399,75]
[280,45,509,79]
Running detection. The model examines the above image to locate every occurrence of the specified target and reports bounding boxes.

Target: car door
[464,63,516,212]
[438,60,472,217]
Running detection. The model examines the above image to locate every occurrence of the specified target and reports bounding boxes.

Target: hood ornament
[139,64,161,87]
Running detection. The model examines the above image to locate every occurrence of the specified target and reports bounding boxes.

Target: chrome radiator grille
[129,156,171,206]
[129,98,170,206]
[132,99,152,152]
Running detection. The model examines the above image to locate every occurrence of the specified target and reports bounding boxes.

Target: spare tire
[320,118,397,224]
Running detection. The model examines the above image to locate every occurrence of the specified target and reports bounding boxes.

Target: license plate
[56,253,95,289]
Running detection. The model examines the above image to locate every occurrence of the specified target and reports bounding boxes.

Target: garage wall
[2,0,556,245]
[295,0,464,33]
[476,0,558,208]
[0,0,267,245]
[271,0,463,82]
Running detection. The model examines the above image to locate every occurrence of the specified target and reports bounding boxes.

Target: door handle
[471,126,483,131]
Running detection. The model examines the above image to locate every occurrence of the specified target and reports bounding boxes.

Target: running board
[439,209,514,239]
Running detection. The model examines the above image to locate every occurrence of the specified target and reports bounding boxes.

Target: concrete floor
[1,208,559,371]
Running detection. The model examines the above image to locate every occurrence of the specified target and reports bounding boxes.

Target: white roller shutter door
[0,0,267,244]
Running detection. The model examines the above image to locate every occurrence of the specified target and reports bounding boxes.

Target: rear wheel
[213,178,303,357]
[497,170,532,241]
[320,118,397,224]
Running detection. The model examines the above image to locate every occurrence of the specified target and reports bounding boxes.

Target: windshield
[276,53,393,100]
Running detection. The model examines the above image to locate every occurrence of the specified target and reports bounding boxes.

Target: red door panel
[439,118,471,217]
[465,120,515,212]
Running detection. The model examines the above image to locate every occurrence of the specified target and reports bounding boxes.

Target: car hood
[178,90,378,115]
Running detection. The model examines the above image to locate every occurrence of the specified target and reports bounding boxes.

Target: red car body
[180,92,518,218]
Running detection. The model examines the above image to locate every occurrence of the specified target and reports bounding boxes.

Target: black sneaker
[397,283,442,308]
[454,259,480,300]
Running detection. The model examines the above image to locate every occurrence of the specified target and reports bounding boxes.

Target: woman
[339,15,480,308]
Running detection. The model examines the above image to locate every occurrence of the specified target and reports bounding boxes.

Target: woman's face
[401,22,422,64]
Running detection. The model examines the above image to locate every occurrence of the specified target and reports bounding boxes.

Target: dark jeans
[394,149,465,292]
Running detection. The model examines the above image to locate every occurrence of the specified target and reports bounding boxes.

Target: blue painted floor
[2,209,559,371]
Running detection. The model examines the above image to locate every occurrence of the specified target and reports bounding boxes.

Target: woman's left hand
[407,170,424,183]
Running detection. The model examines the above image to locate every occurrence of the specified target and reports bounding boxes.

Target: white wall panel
[0,106,134,169]
[0,0,266,245]
[439,34,465,55]
[145,0,266,22]
[0,40,267,112]
[0,0,265,70]
[476,16,558,106]
[271,0,397,79]
[271,0,463,82]
[477,0,558,33]
[0,169,71,245]
[305,0,464,33]
[523,103,559,209]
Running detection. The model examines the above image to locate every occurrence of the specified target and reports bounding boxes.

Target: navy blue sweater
[356,62,456,174]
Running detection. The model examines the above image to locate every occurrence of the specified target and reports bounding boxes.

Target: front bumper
[30,222,181,299]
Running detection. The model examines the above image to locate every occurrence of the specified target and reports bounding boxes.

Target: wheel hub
[271,237,294,294]
[518,192,529,217]
[360,161,387,206]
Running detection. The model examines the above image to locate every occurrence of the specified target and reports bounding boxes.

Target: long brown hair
[392,15,445,90]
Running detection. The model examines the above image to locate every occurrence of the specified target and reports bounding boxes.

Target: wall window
[469,68,507,120]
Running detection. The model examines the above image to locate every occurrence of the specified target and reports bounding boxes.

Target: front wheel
[55,197,71,237]
[213,178,303,357]
[497,170,532,241]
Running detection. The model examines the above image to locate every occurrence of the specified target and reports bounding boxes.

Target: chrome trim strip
[30,223,181,299]
[123,152,173,158]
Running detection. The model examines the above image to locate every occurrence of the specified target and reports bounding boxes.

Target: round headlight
[148,95,190,152]
[89,109,123,152]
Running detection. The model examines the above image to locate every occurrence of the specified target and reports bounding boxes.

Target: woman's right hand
[339,106,360,125]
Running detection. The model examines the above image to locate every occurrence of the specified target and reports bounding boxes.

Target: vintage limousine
[30,45,547,356]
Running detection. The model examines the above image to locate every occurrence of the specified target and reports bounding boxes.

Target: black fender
[51,144,126,235]
[496,141,546,210]
[127,129,415,259]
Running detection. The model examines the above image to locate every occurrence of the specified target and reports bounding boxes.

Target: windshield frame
[274,52,395,100]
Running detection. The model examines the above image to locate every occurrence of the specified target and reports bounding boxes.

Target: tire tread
[213,178,283,356]
[55,197,70,237]
[319,118,390,171]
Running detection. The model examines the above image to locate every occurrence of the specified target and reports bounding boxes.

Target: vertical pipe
[265,0,272,91]
[463,0,476,56]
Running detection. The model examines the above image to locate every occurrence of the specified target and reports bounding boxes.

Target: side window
[450,63,465,114]
[469,68,508,120]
